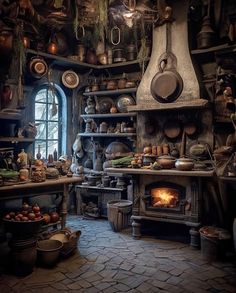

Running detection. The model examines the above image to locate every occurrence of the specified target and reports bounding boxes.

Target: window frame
[33,83,67,159]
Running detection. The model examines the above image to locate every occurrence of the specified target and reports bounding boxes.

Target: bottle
[53,148,58,161]
[36,145,42,160]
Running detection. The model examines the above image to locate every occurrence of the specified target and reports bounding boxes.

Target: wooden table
[0,176,83,228]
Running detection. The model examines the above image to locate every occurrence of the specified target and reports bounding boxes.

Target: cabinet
[75,184,127,218]
[0,112,34,153]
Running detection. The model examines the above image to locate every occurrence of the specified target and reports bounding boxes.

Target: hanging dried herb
[98,0,108,42]
[54,0,64,9]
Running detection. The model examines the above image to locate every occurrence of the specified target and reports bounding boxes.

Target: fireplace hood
[129,0,208,112]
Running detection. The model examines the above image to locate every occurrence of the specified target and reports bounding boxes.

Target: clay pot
[97,53,108,65]
[157,155,176,169]
[86,50,97,65]
[118,77,127,89]
[106,80,117,90]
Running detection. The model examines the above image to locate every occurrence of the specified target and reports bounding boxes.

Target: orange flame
[151,188,179,207]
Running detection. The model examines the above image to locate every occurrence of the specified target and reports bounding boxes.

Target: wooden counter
[0,176,83,228]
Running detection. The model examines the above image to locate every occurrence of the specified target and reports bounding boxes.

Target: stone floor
[0,215,236,293]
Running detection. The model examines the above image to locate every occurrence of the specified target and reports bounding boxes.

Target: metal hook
[110,26,120,46]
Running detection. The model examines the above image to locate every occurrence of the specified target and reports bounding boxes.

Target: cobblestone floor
[0,215,236,292]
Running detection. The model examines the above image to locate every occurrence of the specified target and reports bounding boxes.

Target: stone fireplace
[126,0,214,247]
[131,174,203,247]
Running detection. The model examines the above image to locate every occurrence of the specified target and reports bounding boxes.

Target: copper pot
[0,29,13,52]
[47,42,58,55]
[157,155,176,169]
[106,80,117,90]
[23,36,30,49]
[118,77,127,89]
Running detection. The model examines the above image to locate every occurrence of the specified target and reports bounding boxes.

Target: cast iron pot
[151,54,183,103]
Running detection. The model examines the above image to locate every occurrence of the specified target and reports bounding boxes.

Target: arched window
[33,84,67,160]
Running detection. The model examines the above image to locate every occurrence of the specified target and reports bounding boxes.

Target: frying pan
[163,119,182,139]
[184,120,198,137]
[151,54,183,103]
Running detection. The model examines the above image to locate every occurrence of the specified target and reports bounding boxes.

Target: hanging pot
[151,54,183,103]
[0,28,13,52]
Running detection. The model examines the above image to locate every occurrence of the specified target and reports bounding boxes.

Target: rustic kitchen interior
[0,0,236,289]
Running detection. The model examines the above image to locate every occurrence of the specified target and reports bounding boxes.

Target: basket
[199,226,231,262]
[107,200,132,232]
[49,228,81,257]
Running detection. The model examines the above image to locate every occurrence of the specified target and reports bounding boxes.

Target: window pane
[48,141,58,156]
[35,103,46,120]
[48,90,58,104]
[48,122,58,139]
[35,89,47,102]
[36,122,47,139]
[48,104,58,120]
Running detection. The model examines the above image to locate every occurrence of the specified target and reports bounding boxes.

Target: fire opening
[151,187,180,208]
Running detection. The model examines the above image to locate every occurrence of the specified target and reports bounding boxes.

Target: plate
[116,94,136,113]
[62,70,80,89]
[98,97,114,114]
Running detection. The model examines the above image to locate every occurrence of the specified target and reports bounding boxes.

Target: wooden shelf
[0,137,35,143]
[76,184,125,191]
[190,43,234,55]
[128,99,210,112]
[79,133,136,137]
[83,88,137,97]
[0,112,22,121]
[105,167,215,177]
[26,49,149,73]
[81,112,137,119]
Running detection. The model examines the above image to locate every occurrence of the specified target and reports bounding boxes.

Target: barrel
[107,200,132,232]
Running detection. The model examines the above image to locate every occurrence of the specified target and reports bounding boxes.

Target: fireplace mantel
[128,99,210,112]
[105,167,215,177]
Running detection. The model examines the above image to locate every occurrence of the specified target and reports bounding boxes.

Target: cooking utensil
[116,94,136,113]
[150,7,183,103]
[163,119,182,139]
[157,155,176,169]
[184,120,198,137]
[175,157,194,171]
[151,54,183,103]
[188,142,209,160]
[98,97,114,114]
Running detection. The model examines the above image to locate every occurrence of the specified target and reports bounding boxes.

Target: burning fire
[151,188,179,208]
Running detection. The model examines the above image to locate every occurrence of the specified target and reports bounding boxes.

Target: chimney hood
[129,0,208,112]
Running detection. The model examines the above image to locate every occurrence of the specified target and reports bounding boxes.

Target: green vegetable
[111,156,134,168]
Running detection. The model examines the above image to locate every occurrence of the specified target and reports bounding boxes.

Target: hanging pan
[150,53,183,103]
[184,120,198,137]
[163,118,182,139]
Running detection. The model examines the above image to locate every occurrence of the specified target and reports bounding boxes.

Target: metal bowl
[116,95,136,113]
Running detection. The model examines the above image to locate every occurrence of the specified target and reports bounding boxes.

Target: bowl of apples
[3,202,44,237]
